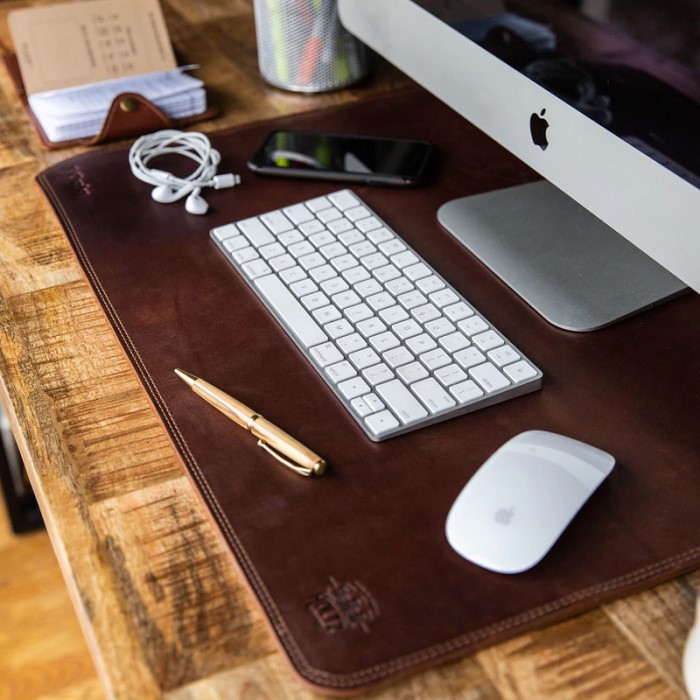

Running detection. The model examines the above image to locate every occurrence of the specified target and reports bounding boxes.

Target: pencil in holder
[253,0,370,93]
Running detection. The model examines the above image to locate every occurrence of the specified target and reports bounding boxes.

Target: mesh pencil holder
[253,0,370,93]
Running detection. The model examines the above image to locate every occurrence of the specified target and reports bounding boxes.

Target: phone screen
[248,130,434,186]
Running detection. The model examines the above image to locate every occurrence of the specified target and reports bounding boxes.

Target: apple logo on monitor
[530,108,549,150]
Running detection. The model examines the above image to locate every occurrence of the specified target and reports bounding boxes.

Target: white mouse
[445,430,615,574]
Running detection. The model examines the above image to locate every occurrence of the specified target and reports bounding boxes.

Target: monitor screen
[339,0,700,330]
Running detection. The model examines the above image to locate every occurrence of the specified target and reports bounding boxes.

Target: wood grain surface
[0,1,697,698]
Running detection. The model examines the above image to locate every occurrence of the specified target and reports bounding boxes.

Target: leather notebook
[36,87,700,694]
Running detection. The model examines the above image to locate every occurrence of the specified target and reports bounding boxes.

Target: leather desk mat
[37,87,700,694]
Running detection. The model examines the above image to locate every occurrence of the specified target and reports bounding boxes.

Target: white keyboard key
[458,316,489,336]
[232,246,259,264]
[349,241,377,258]
[254,275,327,347]
[356,317,387,338]
[329,190,360,210]
[269,253,295,272]
[325,319,354,339]
[211,223,238,241]
[283,203,314,224]
[391,250,419,269]
[382,346,413,368]
[398,290,427,310]
[354,279,383,298]
[313,306,342,324]
[331,254,358,272]
[366,227,393,244]
[363,363,395,386]
[318,207,343,224]
[332,290,362,309]
[345,303,373,323]
[397,361,429,383]
[306,195,332,212]
[320,242,347,259]
[278,230,304,246]
[450,380,484,404]
[369,331,400,352]
[346,205,371,221]
[393,319,422,340]
[411,303,441,323]
[425,317,456,338]
[242,259,272,279]
[337,333,367,353]
[430,289,459,307]
[419,348,451,370]
[310,265,337,282]
[261,210,294,234]
[290,278,318,297]
[439,331,470,353]
[338,229,364,245]
[469,362,511,392]
[365,410,400,437]
[404,262,432,281]
[301,291,330,311]
[416,276,445,294]
[299,219,326,235]
[473,330,504,351]
[328,217,354,234]
[259,242,286,259]
[279,265,306,284]
[356,216,382,233]
[310,342,343,367]
[488,345,520,367]
[444,302,473,322]
[367,292,395,311]
[309,230,335,247]
[238,217,275,246]
[379,239,406,256]
[338,377,371,401]
[454,346,486,369]
[288,241,315,258]
[361,252,389,270]
[363,393,385,413]
[299,252,326,270]
[504,360,538,383]
[349,348,381,370]
[222,235,248,252]
[385,277,414,296]
[411,378,456,413]
[380,305,409,325]
[343,266,370,284]
[434,364,468,387]
[325,360,357,383]
[406,333,437,354]
[376,379,429,425]
[373,264,401,283]
[350,396,372,417]
[321,277,350,295]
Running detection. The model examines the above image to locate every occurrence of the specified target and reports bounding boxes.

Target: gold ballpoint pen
[174,369,326,477]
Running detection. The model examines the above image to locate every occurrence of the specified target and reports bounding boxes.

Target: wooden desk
[0,2,697,697]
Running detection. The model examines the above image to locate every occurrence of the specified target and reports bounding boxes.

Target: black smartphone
[247,130,434,186]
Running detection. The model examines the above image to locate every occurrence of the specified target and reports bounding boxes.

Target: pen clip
[257,439,316,477]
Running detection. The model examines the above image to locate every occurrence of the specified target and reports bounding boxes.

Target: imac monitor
[338,0,700,331]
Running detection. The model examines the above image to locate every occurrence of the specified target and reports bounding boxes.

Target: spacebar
[254,274,328,348]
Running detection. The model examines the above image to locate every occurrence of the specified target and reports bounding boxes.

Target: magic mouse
[445,430,615,574]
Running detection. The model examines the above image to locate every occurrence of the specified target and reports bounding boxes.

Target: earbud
[152,184,189,204]
[185,187,209,215]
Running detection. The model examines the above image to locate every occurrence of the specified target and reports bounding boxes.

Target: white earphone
[128,130,241,215]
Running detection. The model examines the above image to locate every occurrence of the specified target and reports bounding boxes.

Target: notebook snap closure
[119,97,138,112]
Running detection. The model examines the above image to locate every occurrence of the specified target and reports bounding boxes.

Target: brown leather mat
[37,87,700,694]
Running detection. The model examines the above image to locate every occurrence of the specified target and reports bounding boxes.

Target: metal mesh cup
[253,0,370,93]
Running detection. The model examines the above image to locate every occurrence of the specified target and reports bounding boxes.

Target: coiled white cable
[128,129,241,215]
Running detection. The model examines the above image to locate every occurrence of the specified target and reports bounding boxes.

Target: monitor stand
[437,181,687,332]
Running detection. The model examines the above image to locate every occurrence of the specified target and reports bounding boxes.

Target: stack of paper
[9,0,207,143]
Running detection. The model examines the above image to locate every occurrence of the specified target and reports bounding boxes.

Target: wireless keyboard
[210,190,542,440]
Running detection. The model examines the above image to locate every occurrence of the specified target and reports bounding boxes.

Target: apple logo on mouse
[530,108,550,150]
[494,506,515,525]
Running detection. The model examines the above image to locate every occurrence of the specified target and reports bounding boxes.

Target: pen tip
[174,368,198,387]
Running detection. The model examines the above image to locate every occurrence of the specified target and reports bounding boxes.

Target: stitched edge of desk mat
[36,87,700,693]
